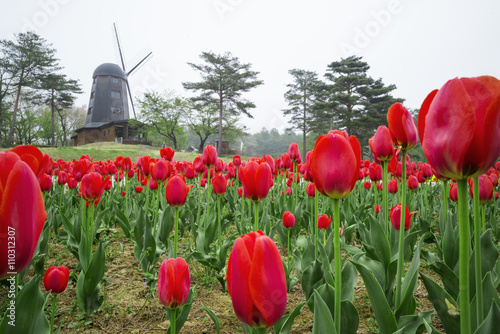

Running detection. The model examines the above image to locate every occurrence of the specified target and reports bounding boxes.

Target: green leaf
[167,287,196,334]
[474,300,500,334]
[351,260,398,334]
[301,260,325,305]
[420,272,460,334]
[115,209,131,238]
[341,261,358,302]
[312,290,336,334]
[273,302,305,334]
[0,276,50,334]
[201,305,220,334]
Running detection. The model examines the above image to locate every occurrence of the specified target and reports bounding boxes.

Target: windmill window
[88,107,92,115]
[112,78,119,84]
[91,92,95,99]
[111,107,121,114]
[111,91,121,99]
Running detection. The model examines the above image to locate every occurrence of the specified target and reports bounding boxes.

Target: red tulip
[449,182,458,202]
[0,151,47,279]
[151,159,171,182]
[43,266,69,294]
[369,126,394,161]
[57,171,68,185]
[286,187,293,195]
[212,172,227,195]
[67,177,78,190]
[121,157,132,172]
[311,130,361,199]
[193,156,204,173]
[40,173,53,192]
[318,214,331,229]
[281,153,291,170]
[203,145,218,167]
[376,182,383,191]
[490,173,499,187]
[72,160,87,182]
[239,160,273,202]
[135,186,143,193]
[306,182,316,197]
[282,211,295,229]
[368,162,382,182]
[288,142,301,162]
[80,172,110,203]
[160,147,175,161]
[226,231,286,328]
[390,204,415,231]
[408,175,419,190]
[373,204,382,215]
[364,181,371,189]
[387,103,418,150]
[233,155,241,166]
[138,155,152,176]
[237,187,243,198]
[158,257,191,309]
[9,145,50,180]
[149,177,159,191]
[418,76,500,179]
[165,174,193,207]
[469,174,494,204]
[388,179,399,194]
[122,190,126,197]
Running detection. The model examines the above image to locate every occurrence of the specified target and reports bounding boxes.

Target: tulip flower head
[80,172,111,203]
[203,145,218,167]
[408,175,419,190]
[388,179,399,194]
[288,142,301,162]
[212,172,227,195]
[390,204,416,231]
[311,130,361,199]
[44,266,70,294]
[318,214,331,230]
[306,182,316,197]
[40,173,53,192]
[282,211,295,229]
[165,174,193,207]
[469,174,494,204]
[227,231,287,328]
[158,257,191,309]
[369,126,394,161]
[135,186,143,193]
[239,160,273,202]
[0,151,47,279]
[387,103,418,150]
[160,147,175,161]
[418,76,500,179]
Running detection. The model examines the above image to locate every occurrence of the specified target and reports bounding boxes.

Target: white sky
[2,0,499,134]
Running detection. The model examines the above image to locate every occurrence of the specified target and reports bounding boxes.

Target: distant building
[72,63,149,146]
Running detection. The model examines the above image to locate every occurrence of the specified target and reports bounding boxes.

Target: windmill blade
[127,51,153,77]
[126,80,137,118]
[113,22,126,71]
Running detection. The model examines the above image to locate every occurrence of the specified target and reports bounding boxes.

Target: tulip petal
[227,237,254,326]
[0,160,47,279]
[255,162,272,201]
[422,78,476,179]
[249,235,287,327]
[418,89,438,145]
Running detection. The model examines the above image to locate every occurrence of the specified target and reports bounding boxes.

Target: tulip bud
[158,258,190,309]
[44,266,70,294]
[282,211,295,229]
[318,214,331,230]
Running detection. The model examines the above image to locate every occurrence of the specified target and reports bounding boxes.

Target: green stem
[50,294,57,334]
[333,198,341,334]
[254,201,259,231]
[217,196,222,250]
[287,228,291,269]
[155,188,160,229]
[457,178,471,334]
[383,161,389,237]
[88,202,95,247]
[170,307,177,334]
[196,175,202,226]
[293,162,297,211]
[174,207,179,258]
[145,177,150,219]
[482,204,486,233]
[443,180,448,229]
[314,189,319,258]
[241,188,245,230]
[472,176,483,325]
[253,327,268,334]
[395,151,407,308]
[125,177,130,216]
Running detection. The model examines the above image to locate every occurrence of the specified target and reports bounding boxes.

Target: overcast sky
[2,0,499,134]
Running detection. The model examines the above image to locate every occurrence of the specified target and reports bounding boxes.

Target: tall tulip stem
[254,201,259,231]
[50,294,57,334]
[472,176,483,325]
[217,196,222,250]
[395,151,407,308]
[457,178,471,334]
[442,180,448,228]
[383,161,389,236]
[125,177,129,216]
[314,190,319,257]
[333,198,341,334]
[174,207,179,258]
[170,308,177,334]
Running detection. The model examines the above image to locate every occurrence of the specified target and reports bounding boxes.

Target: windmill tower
[73,23,152,146]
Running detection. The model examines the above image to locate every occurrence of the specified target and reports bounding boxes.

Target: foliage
[183,51,263,155]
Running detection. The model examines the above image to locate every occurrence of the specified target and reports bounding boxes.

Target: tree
[2,32,60,147]
[310,56,402,155]
[40,73,82,146]
[183,51,263,155]
[283,69,322,158]
[184,102,219,153]
[136,91,188,150]
[0,45,18,147]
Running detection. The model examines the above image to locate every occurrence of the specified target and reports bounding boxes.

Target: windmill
[112,22,152,118]
[74,23,153,146]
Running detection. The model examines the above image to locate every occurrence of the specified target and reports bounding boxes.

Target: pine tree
[283,69,322,158]
[183,51,263,155]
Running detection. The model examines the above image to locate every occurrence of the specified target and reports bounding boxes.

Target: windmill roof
[93,63,127,80]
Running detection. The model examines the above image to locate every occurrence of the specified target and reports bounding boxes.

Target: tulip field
[1,77,500,334]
